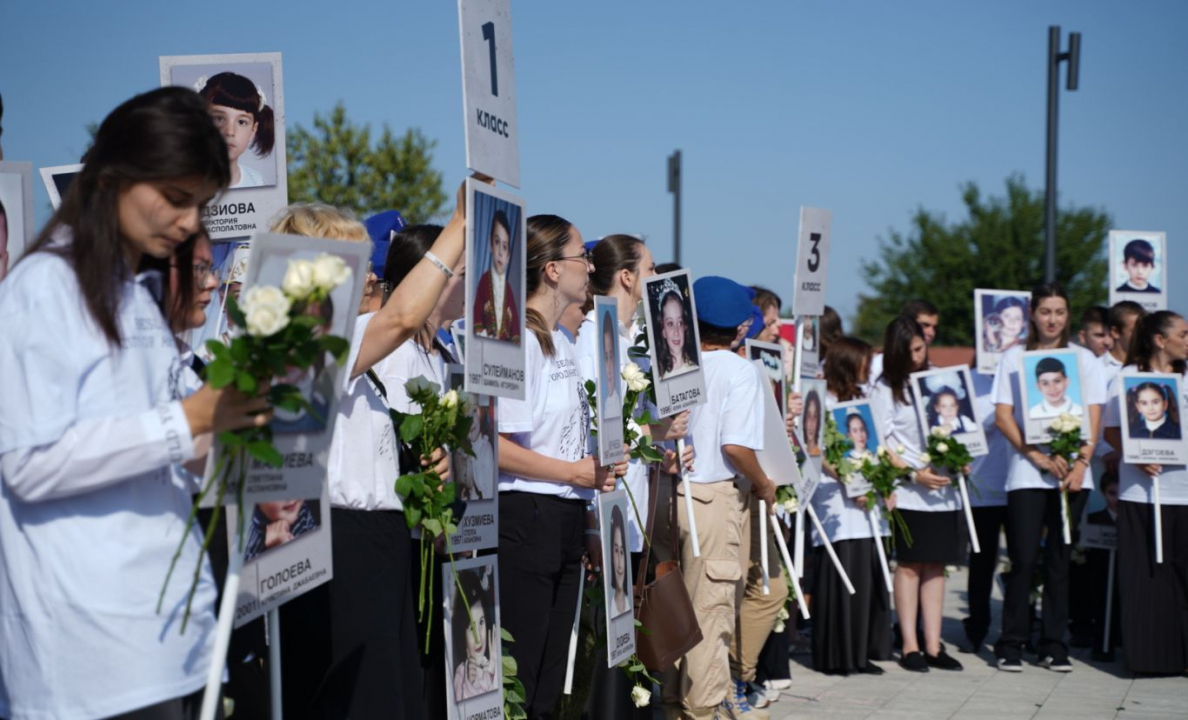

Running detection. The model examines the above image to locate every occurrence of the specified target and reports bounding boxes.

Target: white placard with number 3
[458,0,521,188]
[792,206,832,317]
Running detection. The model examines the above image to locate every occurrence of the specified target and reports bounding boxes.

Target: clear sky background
[3,0,1186,327]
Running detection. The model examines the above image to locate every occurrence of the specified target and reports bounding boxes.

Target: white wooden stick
[792,320,806,577]
[563,569,585,695]
[1103,548,1116,654]
[1060,490,1072,545]
[677,438,700,558]
[772,516,810,620]
[958,475,981,554]
[759,501,770,595]
[869,507,893,593]
[794,506,805,579]
[269,609,282,720]
[807,504,855,595]
[1153,475,1164,564]
[200,520,246,720]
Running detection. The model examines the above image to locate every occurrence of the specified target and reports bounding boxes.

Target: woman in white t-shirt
[0,87,273,720]
[497,215,627,717]
[991,282,1105,673]
[1103,310,1188,675]
[811,336,894,675]
[872,317,965,673]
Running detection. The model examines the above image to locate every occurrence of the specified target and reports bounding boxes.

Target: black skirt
[811,538,892,673]
[1117,500,1188,674]
[893,509,965,564]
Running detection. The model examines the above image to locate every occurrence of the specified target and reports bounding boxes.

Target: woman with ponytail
[1103,310,1188,674]
[497,215,626,718]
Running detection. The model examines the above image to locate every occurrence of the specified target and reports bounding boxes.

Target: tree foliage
[854,176,1111,347]
[286,103,447,224]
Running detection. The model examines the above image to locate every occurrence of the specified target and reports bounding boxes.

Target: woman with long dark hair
[1103,310,1188,674]
[873,318,965,673]
[0,87,271,719]
[992,282,1106,673]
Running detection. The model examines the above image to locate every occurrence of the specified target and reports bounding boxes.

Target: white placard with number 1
[458,0,521,188]
[791,206,832,317]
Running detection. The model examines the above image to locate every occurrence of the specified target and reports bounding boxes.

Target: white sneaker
[765,678,792,691]
[746,681,770,708]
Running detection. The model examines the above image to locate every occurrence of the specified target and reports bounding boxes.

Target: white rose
[281,259,317,300]
[936,442,949,454]
[918,452,932,464]
[782,496,799,514]
[442,389,460,409]
[311,253,352,292]
[241,285,291,337]
[774,617,786,633]
[631,685,651,708]
[405,376,441,397]
[876,445,888,458]
[627,418,643,437]
[896,445,906,454]
[842,473,855,484]
[931,426,950,438]
[1049,418,1063,433]
[777,606,790,621]
[622,363,651,393]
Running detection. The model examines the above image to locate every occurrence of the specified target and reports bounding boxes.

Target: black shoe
[858,662,885,675]
[997,657,1023,672]
[899,651,929,672]
[926,646,964,671]
[1039,654,1073,672]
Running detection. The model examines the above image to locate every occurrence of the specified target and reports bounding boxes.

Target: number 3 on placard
[807,232,821,273]
[481,21,499,97]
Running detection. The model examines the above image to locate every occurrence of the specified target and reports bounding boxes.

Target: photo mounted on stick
[447,365,499,552]
[38,163,83,211]
[777,319,797,383]
[800,377,827,462]
[1117,371,1188,465]
[1019,348,1088,445]
[599,490,636,667]
[463,178,526,400]
[1079,474,1118,551]
[443,555,503,720]
[641,269,707,417]
[160,52,287,240]
[1108,230,1167,311]
[798,316,821,379]
[910,365,988,457]
[0,161,35,281]
[830,399,882,498]
[974,288,1030,374]
[746,339,786,417]
[594,296,626,466]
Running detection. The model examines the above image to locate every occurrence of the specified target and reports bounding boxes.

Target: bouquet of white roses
[1046,412,1084,544]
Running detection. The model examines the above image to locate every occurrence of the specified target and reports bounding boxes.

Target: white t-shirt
[1095,353,1125,459]
[0,249,215,718]
[1103,365,1188,506]
[229,159,264,189]
[811,391,889,545]
[327,313,403,511]
[574,309,649,552]
[685,350,765,484]
[968,370,1008,507]
[499,330,594,501]
[992,344,1106,492]
[872,378,960,512]
[375,335,449,418]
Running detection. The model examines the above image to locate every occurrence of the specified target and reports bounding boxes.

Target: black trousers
[499,492,586,720]
[965,505,1007,640]
[1118,500,1188,673]
[106,689,217,720]
[997,488,1088,659]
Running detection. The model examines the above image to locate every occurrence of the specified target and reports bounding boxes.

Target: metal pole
[668,150,682,266]
[1044,26,1060,284]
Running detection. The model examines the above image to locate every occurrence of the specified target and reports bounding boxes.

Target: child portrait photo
[1109,230,1167,311]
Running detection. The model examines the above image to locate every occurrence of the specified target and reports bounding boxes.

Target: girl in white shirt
[992,282,1105,673]
[0,87,271,720]
[497,215,626,717]
[196,72,276,190]
[1102,310,1188,675]
[873,317,965,673]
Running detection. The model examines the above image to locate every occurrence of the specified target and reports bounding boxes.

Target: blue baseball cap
[693,276,753,328]
[364,210,407,277]
[744,305,765,340]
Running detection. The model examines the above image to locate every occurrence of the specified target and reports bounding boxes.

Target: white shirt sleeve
[721,362,765,450]
[993,349,1015,406]
[1103,370,1124,429]
[1,401,195,503]
[1081,346,1108,406]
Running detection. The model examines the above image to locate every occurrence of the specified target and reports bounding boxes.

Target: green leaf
[319,336,350,364]
[404,504,422,527]
[400,414,424,444]
[225,293,246,330]
[206,359,235,388]
[235,371,259,395]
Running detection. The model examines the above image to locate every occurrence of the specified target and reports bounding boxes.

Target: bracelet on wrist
[423,250,454,278]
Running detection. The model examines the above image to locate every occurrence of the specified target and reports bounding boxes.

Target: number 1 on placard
[807,232,821,272]
[481,21,499,97]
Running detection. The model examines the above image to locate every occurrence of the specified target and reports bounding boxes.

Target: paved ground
[763,565,1187,719]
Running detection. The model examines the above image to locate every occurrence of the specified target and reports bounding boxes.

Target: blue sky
[3,0,1186,327]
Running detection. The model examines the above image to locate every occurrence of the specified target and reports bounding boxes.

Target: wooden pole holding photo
[868,508,893,593]
[807,504,856,595]
[563,568,585,695]
[771,515,810,620]
[677,438,701,558]
[759,501,771,595]
[958,474,981,554]
[1103,549,1116,654]
[269,609,283,720]
[1060,490,1072,545]
[200,524,246,720]
[1153,475,1164,563]
[792,320,807,578]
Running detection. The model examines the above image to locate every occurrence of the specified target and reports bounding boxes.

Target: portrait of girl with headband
[197,71,277,189]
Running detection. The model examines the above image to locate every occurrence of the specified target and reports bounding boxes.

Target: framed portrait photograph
[160,53,287,240]
[594,296,626,466]
[1117,371,1188,465]
[777,319,797,384]
[746,339,786,417]
[1079,480,1118,551]
[1109,230,1167,311]
[227,482,333,627]
[798,316,821,379]
[800,378,827,463]
[598,489,636,667]
[463,177,526,400]
[974,289,1030,374]
[443,555,503,720]
[0,161,35,281]
[38,163,83,211]
[1019,348,1089,445]
[446,365,499,552]
[642,269,707,417]
[910,365,988,457]
[830,399,883,498]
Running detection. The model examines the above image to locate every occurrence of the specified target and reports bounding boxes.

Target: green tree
[854,175,1111,347]
[287,103,447,224]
